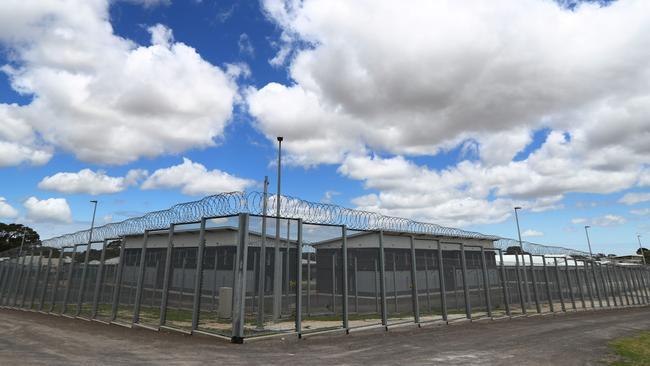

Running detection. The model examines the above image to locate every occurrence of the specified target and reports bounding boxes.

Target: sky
[0,0,649,255]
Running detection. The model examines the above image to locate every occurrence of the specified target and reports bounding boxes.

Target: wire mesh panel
[94,240,122,320]
[77,242,103,317]
[414,247,440,322]
[384,245,415,325]
[27,251,45,309]
[486,250,504,317]
[51,249,72,313]
[63,247,85,315]
[113,243,142,323]
[441,246,470,320]
[18,252,36,308]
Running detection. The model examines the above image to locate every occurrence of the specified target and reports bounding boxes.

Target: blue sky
[0,0,649,255]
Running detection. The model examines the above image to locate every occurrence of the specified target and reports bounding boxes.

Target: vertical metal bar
[374,259,379,314]
[632,268,644,304]
[497,249,510,317]
[29,251,44,309]
[618,266,631,306]
[613,265,625,306]
[284,220,290,312]
[564,259,577,310]
[627,268,639,305]
[527,254,541,314]
[392,253,398,313]
[212,250,218,311]
[49,248,67,312]
[541,256,553,312]
[0,258,10,305]
[479,247,492,318]
[132,231,150,324]
[514,254,526,314]
[378,230,388,327]
[574,260,586,309]
[438,241,448,321]
[605,264,617,307]
[231,213,250,343]
[178,252,187,310]
[159,224,175,326]
[12,253,27,307]
[409,236,420,323]
[20,250,35,308]
[521,254,530,309]
[110,241,126,321]
[552,258,565,312]
[459,243,471,320]
[582,261,594,308]
[38,249,53,311]
[76,241,94,316]
[354,257,359,314]
[61,245,79,314]
[423,253,431,312]
[295,219,303,335]
[331,253,336,315]
[637,267,650,303]
[257,179,269,327]
[307,252,311,317]
[91,240,108,318]
[341,226,349,330]
[589,262,602,308]
[597,263,610,308]
[191,219,207,331]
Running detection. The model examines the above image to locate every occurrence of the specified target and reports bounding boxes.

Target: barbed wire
[40,191,588,256]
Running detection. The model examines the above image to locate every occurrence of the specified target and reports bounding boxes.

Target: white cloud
[630,208,650,216]
[522,229,544,237]
[141,158,255,195]
[571,218,587,225]
[0,2,238,166]
[0,197,19,218]
[592,214,626,227]
[321,190,340,204]
[121,0,170,8]
[247,0,650,226]
[24,197,72,223]
[38,168,147,195]
[238,33,255,57]
[619,192,650,205]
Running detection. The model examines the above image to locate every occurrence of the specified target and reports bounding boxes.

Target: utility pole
[273,136,283,322]
[584,226,594,260]
[638,235,647,265]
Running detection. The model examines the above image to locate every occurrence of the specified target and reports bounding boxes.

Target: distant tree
[636,247,650,264]
[505,246,529,255]
[0,223,40,253]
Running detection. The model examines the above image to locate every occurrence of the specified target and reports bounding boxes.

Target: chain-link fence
[1,193,649,343]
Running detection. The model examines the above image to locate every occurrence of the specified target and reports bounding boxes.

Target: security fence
[1,212,649,343]
[1,192,648,342]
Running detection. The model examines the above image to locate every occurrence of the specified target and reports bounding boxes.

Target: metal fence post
[632,268,645,304]
[437,241,448,321]
[527,254,541,314]
[90,239,108,319]
[76,240,95,316]
[552,258,565,312]
[618,266,631,306]
[589,262,602,308]
[514,254,526,314]
[459,243,471,320]
[624,267,637,305]
[341,225,349,330]
[110,241,126,321]
[0,258,11,305]
[378,230,388,328]
[497,249,510,317]
[295,219,303,336]
[479,247,492,318]
[637,267,650,303]
[541,255,553,312]
[564,259,577,310]
[159,224,175,326]
[605,264,618,307]
[28,251,44,309]
[20,251,35,308]
[38,249,53,311]
[132,231,150,324]
[597,263,611,308]
[49,247,68,312]
[574,260,586,309]
[191,218,207,332]
[231,213,250,343]
[12,253,27,307]
[61,244,80,314]
[409,236,420,324]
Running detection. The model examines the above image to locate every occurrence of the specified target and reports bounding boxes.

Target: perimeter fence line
[0,212,648,343]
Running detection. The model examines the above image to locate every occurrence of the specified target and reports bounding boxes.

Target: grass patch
[609,331,650,365]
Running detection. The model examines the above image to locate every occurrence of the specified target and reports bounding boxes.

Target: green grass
[609,331,650,365]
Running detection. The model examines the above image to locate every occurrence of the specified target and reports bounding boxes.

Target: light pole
[584,225,594,260]
[76,200,98,315]
[514,206,530,306]
[638,235,647,265]
[272,136,283,322]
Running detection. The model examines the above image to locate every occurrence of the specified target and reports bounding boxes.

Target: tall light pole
[513,206,530,306]
[272,137,283,322]
[76,200,98,315]
[584,225,594,260]
[638,235,647,265]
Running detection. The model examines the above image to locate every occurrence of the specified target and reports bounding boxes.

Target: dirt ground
[1,306,649,365]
